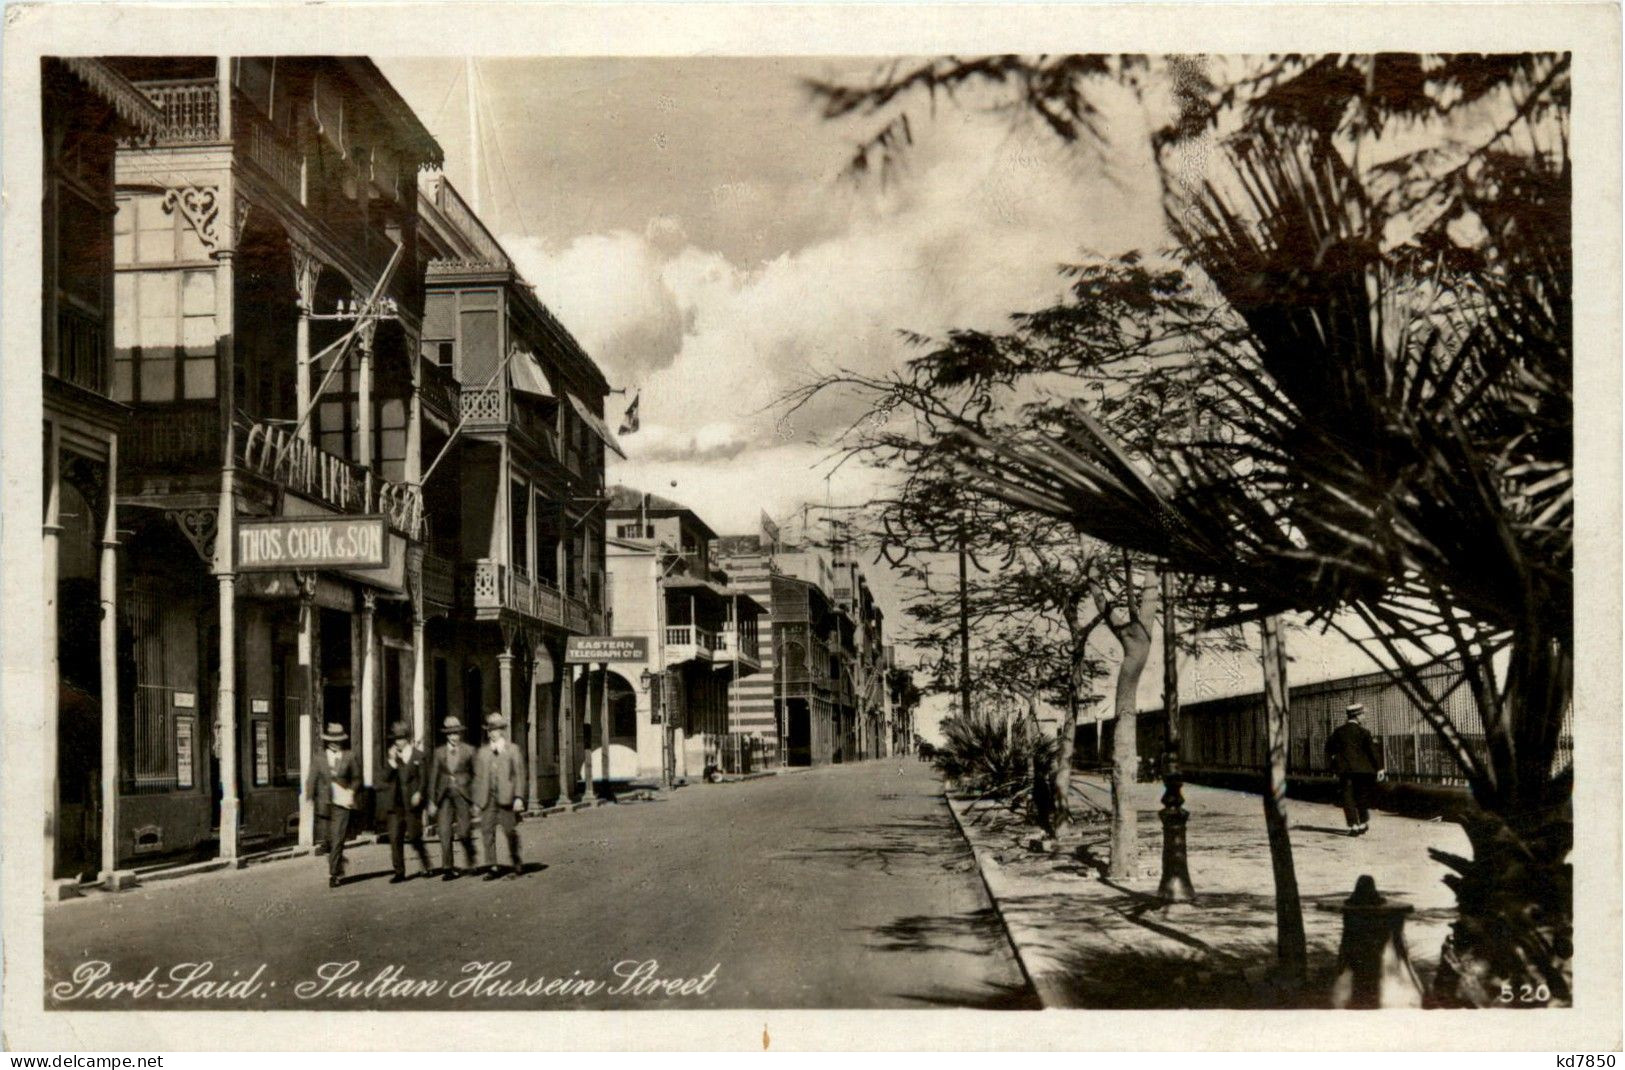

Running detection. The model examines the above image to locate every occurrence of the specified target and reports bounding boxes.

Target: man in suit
[472,712,526,879]
[308,722,360,888]
[1326,703,1386,836]
[426,715,477,880]
[377,720,431,882]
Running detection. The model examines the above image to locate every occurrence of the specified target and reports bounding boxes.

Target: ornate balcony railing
[458,560,587,631]
[460,385,507,428]
[460,559,505,611]
[134,79,220,143]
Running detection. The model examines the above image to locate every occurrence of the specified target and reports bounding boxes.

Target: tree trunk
[1430,631,1573,1007]
[1026,692,1054,834]
[1107,585,1157,881]
[1053,691,1078,829]
[1259,616,1307,986]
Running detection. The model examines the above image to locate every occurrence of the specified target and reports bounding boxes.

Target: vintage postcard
[2,1,1620,1053]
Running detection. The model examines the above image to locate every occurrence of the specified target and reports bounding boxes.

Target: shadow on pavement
[866,906,1009,954]
[774,821,974,876]
[898,979,1042,1010]
[334,868,396,887]
[1295,824,1357,837]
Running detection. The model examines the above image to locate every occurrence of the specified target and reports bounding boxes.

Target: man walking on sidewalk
[378,720,431,882]
[309,722,360,887]
[427,716,477,879]
[1326,703,1386,836]
[472,712,527,879]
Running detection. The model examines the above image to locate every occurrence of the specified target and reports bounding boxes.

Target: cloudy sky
[379,56,1172,721]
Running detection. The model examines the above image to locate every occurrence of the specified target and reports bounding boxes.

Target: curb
[941,791,1050,1008]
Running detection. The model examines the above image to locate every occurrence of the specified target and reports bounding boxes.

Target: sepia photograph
[3,2,1620,1053]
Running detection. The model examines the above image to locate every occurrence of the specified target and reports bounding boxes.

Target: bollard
[1329,874,1425,1009]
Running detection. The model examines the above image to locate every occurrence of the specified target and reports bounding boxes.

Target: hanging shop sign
[240,421,423,539]
[236,515,391,572]
[564,636,649,664]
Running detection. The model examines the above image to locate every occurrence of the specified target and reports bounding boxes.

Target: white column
[214,96,240,862]
[598,662,611,786]
[357,316,373,470]
[525,645,539,809]
[411,605,427,743]
[292,248,319,444]
[583,667,601,802]
[359,590,377,786]
[296,581,315,849]
[557,665,574,802]
[97,438,120,881]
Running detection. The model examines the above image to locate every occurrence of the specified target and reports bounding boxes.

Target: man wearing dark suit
[308,722,360,887]
[472,712,527,879]
[1326,703,1386,836]
[377,720,431,882]
[426,715,477,880]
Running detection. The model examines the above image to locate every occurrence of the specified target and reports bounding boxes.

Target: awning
[568,393,627,459]
[510,348,554,399]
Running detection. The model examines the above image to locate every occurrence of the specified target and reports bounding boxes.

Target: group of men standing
[308,712,529,888]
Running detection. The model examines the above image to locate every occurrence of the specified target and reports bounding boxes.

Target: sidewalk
[947,774,1469,1009]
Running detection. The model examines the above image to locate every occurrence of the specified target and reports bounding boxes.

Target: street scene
[34,49,1577,1019]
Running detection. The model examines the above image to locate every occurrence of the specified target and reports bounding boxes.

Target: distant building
[716,527,895,766]
[605,487,764,781]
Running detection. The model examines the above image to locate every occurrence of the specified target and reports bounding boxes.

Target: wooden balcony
[664,625,719,666]
[718,625,762,674]
[457,559,589,633]
[459,386,508,431]
[134,78,220,143]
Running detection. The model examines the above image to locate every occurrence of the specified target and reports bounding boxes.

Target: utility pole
[466,57,481,214]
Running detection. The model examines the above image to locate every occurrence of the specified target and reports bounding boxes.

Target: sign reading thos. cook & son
[236,515,391,572]
[564,636,650,664]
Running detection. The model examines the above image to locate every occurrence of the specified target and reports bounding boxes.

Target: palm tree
[951,112,1573,1004]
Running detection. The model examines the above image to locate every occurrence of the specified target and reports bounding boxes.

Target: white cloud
[504,94,1168,530]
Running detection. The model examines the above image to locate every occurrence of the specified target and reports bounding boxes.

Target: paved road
[45,762,1036,1010]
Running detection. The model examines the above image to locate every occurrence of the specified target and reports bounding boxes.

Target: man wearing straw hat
[308,721,360,887]
[472,712,526,879]
[1326,702,1386,836]
[426,715,477,879]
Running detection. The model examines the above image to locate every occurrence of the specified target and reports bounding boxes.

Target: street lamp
[1157,569,1196,907]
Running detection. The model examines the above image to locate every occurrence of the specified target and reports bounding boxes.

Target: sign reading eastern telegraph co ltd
[236,515,391,572]
[564,636,649,664]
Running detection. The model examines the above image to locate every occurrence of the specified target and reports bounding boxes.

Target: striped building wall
[718,548,779,745]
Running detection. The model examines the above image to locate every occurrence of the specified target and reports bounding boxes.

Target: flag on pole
[619,391,640,435]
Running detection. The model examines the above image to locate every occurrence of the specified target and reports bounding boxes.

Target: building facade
[714,535,779,769]
[605,488,763,782]
[98,57,445,874]
[42,58,165,890]
[414,169,614,808]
